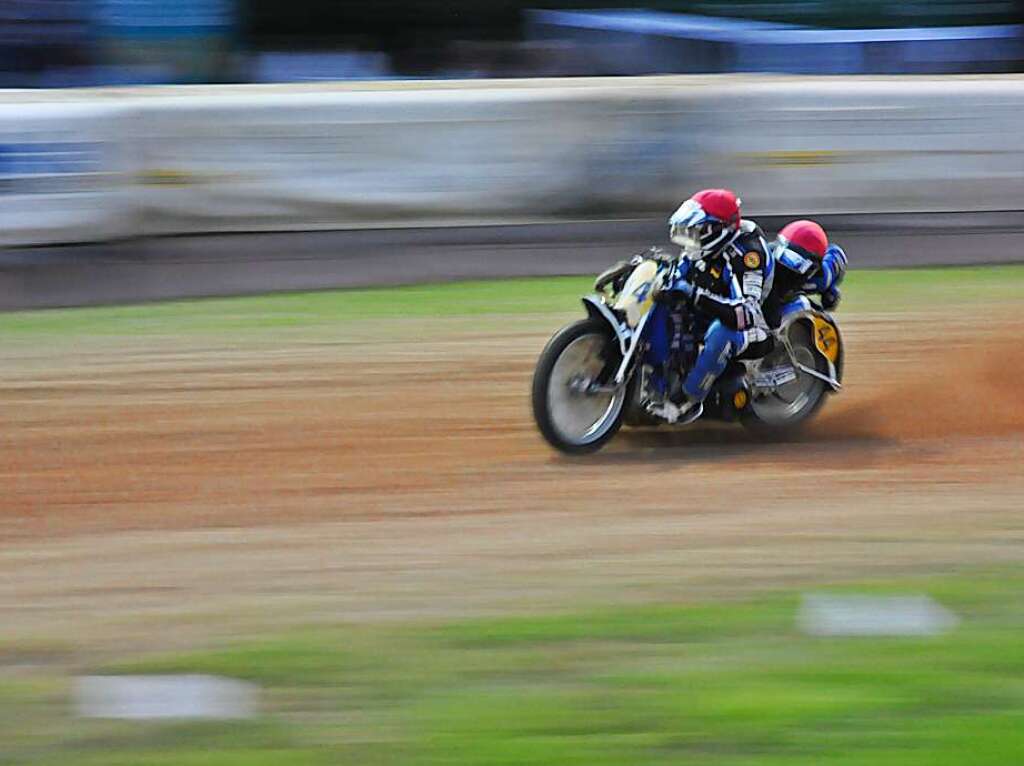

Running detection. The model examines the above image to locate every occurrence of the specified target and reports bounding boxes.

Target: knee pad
[705,324,745,359]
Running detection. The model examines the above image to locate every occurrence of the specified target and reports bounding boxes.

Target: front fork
[612,308,653,386]
[579,294,652,394]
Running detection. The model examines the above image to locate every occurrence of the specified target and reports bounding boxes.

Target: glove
[821,287,841,310]
[690,260,720,292]
[651,272,683,307]
[656,282,692,306]
[654,261,696,303]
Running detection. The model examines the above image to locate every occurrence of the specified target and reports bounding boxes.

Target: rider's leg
[649,320,746,423]
[682,320,748,402]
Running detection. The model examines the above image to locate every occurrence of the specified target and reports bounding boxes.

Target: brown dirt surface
[1,308,1023,657]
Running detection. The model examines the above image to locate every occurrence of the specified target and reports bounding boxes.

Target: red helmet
[776,220,828,261]
[669,188,742,259]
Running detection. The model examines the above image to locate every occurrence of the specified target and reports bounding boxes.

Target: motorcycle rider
[649,188,773,424]
[765,219,848,324]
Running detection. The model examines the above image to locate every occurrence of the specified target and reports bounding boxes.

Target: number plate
[810,316,840,364]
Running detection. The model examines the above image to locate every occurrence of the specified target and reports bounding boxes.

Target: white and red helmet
[669,188,742,260]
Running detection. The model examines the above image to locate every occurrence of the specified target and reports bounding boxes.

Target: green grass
[0,277,595,337]
[0,265,1020,338]
[839,264,1024,313]
[5,568,1024,765]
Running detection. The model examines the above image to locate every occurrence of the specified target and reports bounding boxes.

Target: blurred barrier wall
[0,101,133,246]
[132,87,603,235]
[2,76,1024,245]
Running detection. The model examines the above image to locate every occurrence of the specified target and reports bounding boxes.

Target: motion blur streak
[2,76,1024,247]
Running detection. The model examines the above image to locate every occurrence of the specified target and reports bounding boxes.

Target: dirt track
[2,308,1023,654]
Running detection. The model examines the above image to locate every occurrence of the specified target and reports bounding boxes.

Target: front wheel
[532,318,628,455]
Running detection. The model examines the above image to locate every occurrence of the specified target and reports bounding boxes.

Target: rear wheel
[744,321,829,433]
[532,318,628,454]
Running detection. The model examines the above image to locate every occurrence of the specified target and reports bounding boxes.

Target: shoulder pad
[733,229,766,254]
[740,219,767,237]
[777,248,815,275]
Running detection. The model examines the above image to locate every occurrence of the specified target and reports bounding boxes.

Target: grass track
[0,264,1021,337]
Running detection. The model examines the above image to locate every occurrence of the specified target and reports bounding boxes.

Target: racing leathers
[669,219,773,404]
[765,242,848,325]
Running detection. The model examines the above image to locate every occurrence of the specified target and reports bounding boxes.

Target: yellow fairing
[810,315,841,364]
[612,260,659,328]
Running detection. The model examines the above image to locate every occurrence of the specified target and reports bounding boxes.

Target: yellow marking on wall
[138,169,197,187]
[733,150,843,168]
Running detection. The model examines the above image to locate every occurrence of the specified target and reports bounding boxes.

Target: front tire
[532,318,628,455]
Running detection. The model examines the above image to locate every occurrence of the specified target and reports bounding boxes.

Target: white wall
[2,76,1023,245]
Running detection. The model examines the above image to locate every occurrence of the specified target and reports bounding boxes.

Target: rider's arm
[693,290,756,330]
[692,244,768,331]
[802,243,847,293]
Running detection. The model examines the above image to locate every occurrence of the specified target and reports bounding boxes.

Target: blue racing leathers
[766,242,848,322]
[667,220,774,403]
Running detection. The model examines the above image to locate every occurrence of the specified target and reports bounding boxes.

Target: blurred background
[1,0,1023,85]
[0,0,1022,268]
[2,2,1024,766]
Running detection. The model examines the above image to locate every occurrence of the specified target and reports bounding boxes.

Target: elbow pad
[694,290,759,331]
[694,290,738,329]
[824,244,848,286]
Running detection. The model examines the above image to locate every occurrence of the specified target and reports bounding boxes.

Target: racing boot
[647,395,703,425]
